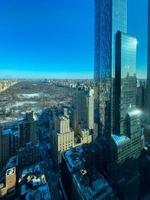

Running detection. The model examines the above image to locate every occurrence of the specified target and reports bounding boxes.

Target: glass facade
[148,1,150,83]
[114,32,137,135]
[94,0,127,137]
[146,1,150,123]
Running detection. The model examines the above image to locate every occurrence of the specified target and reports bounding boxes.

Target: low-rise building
[61,146,115,200]
[0,167,17,198]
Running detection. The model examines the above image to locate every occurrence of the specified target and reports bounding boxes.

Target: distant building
[146,0,150,124]
[73,88,94,131]
[76,129,92,145]
[19,111,38,147]
[10,129,19,156]
[18,143,40,168]
[136,81,146,111]
[52,110,74,164]
[0,126,20,169]
[0,128,11,169]
[0,127,3,169]
[72,87,95,140]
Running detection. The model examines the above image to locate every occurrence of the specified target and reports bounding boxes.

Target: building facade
[0,167,16,198]
[146,1,150,124]
[19,111,37,147]
[52,113,74,164]
[73,87,94,133]
[94,0,127,137]
[114,32,137,135]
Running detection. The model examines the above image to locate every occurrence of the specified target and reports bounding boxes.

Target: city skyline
[0,0,150,199]
[0,0,148,79]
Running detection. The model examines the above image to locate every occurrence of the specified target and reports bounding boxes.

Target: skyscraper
[146,1,150,123]
[52,111,74,164]
[73,87,94,132]
[114,31,137,135]
[94,0,127,137]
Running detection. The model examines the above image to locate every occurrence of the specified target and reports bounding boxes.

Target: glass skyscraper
[94,0,127,136]
[146,1,150,124]
[114,31,137,135]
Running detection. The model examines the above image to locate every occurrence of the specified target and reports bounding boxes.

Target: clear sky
[0,0,148,79]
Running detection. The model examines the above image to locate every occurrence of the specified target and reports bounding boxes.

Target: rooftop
[19,164,51,200]
[64,145,113,199]
[112,134,130,146]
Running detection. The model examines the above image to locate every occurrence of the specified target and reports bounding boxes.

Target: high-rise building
[73,87,94,133]
[114,31,137,135]
[94,0,127,137]
[0,127,20,169]
[52,111,74,164]
[0,127,3,169]
[19,111,37,147]
[146,1,150,124]
[136,81,146,111]
[0,128,11,169]
[143,1,150,143]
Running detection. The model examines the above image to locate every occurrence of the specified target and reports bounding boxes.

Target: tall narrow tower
[94,0,127,137]
[146,1,150,123]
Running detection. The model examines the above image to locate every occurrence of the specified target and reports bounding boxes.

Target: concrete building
[19,111,37,147]
[52,111,74,164]
[18,143,40,168]
[0,126,20,170]
[73,87,94,132]
[19,164,51,200]
[61,146,115,200]
[136,80,146,111]
[0,127,2,169]
[77,129,92,145]
[0,167,16,198]
[0,128,11,169]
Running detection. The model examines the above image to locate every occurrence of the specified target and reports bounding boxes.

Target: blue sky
[0,0,147,79]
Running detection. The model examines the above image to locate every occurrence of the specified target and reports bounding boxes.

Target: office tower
[18,143,39,168]
[19,111,37,147]
[143,1,150,143]
[114,31,137,134]
[25,112,37,144]
[146,1,150,123]
[10,129,19,156]
[0,127,2,169]
[0,127,19,169]
[0,129,11,169]
[73,87,94,132]
[52,111,74,164]
[110,31,144,200]
[136,81,146,111]
[94,0,127,137]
